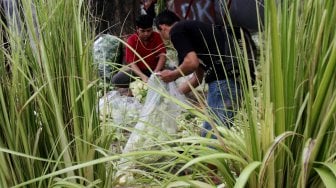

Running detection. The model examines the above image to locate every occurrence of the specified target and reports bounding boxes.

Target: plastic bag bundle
[93,34,122,82]
[116,75,186,181]
[99,91,143,125]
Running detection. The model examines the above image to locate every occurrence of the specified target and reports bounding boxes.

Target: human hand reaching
[156,70,179,83]
[140,75,148,82]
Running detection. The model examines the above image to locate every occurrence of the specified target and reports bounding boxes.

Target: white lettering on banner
[196,1,213,21]
[180,1,214,23]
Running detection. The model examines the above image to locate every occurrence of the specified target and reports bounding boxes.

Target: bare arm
[159,51,200,82]
[129,63,148,82]
[178,67,204,94]
[154,53,166,72]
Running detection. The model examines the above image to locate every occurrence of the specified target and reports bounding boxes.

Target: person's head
[135,14,154,41]
[155,10,181,40]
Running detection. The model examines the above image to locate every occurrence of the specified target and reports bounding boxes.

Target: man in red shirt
[111,14,166,91]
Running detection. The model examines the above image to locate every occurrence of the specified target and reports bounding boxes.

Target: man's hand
[158,51,199,83]
[157,70,179,83]
[140,75,149,82]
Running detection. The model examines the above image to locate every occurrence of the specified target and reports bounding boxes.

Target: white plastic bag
[116,75,186,181]
[99,91,143,125]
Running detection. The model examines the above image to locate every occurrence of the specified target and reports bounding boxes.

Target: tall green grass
[0,0,107,187]
[0,0,335,187]
[209,0,336,187]
[260,0,335,187]
[141,0,336,187]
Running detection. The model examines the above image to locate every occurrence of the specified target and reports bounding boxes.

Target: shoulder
[151,32,164,42]
[172,20,208,33]
[152,31,161,38]
[127,33,139,43]
[175,20,206,27]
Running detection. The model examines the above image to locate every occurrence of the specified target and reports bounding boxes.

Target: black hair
[155,10,181,29]
[135,14,154,29]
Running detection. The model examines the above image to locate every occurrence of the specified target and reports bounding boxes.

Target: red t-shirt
[125,32,166,71]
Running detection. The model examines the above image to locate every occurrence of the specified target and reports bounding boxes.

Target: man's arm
[154,53,166,72]
[129,63,148,82]
[178,67,204,94]
[159,51,199,82]
[125,35,149,82]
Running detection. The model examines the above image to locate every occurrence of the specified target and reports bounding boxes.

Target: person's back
[169,20,238,83]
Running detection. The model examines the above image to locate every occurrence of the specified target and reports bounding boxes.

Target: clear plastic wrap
[116,75,186,182]
[99,91,143,126]
[93,34,122,82]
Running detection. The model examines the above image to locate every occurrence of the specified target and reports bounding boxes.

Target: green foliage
[0,0,106,187]
[314,163,336,188]
[230,0,336,187]
[0,0,335,187]
[156,0,166,15]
